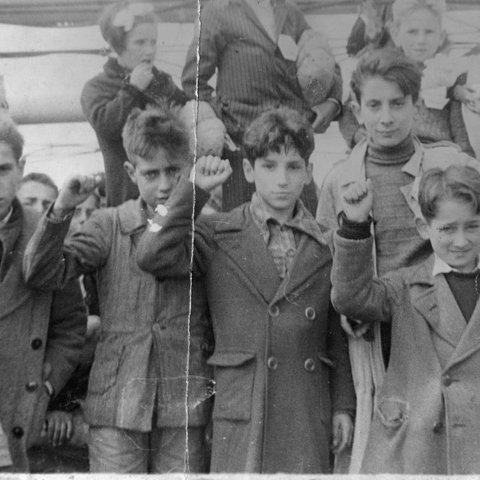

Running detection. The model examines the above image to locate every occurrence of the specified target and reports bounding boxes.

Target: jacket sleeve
[136,177,212,278]
[24,208,112,291]
[338,100,365,148]
[331,232,395,323]
[45,277,87,396]
[327,302,356,413]
[449,99,476,156]
[181,3,226,103]
[81,74,144,140]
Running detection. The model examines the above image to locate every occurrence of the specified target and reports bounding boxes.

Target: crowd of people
[1,0,480,474]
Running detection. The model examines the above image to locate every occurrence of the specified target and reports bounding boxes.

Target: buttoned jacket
[137,179,355,473]
[23,198,212,431]
[332,233,480,474]
[1,200,85,471]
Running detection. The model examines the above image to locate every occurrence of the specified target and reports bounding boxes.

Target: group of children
[2,0,480,475]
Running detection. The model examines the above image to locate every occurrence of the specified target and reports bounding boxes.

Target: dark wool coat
[81,57,186,207]
[332,233,480,475]
[137,178,355,473]
[23,198,212,432]
[1,200,86,471]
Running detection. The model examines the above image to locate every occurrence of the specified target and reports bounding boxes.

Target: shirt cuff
[337,211,372,240]
[324,98,342,118]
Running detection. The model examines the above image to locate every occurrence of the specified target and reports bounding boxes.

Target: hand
[129,62,154,91]
[331,412,354,455]
[311,101,338,134]
[191,155,232,192]
[339,179,373,223]
[44,411,73,447]
[340,316,371,338]
[54,174,103,218]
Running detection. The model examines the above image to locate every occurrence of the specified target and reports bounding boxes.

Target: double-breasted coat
[332,233,480,474]
[137,178,355,473]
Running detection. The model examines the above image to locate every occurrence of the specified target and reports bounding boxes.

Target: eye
[438,226,455,234]
[366,101,380,110]
[392,100,405,108]
[144,171,159,179]
[165,166,181,176]
[466,224,480,232]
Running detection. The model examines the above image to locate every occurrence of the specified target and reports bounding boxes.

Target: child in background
[339,0,475,156]
[136,107,355,474]
[23,107,213,473]
[317,48,479,473]
[331,165,480,474]
[17,172,58,214]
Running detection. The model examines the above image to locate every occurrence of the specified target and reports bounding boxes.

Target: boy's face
[69,194,99,236]
[124,147,187,215]
[417,199,480,273]
[0,144,24,222]
[243,146,312,223]
[392,9,445,64]
[17,180,57,214]
[354,76,417,148]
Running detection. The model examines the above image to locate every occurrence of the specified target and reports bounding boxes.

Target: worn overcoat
[332,233,480,474]
[1,200,86,471]
[137,179,355,473]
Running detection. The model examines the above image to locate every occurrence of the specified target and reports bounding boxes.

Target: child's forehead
[434,198,480,221]
[0,143,17,163]
[399,8,442,29]
[135,149,188,169]
[260,146,304,163]
[360,76,408,102]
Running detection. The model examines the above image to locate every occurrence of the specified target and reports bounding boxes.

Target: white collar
[432,253,480,276]
[0,207,13,230]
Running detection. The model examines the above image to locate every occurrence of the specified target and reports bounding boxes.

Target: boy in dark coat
[137,107,355,473]
[0,115,86,472]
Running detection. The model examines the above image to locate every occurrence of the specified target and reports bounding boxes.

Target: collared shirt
[250,192,324,278]
[432,254,480,276]
[245,0,276,41]
[0,207,13,230]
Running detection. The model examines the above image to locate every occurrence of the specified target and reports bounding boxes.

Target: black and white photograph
[1,0,480,476]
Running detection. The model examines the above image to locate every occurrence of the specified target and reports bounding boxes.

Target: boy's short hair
[350,48,422,104]
[419,165,480,222]
[0,114,24,162]
[99,2,157,55]
[21,172,59,198]
[243,107,314,164]
[122,106,190,165]
[391,0,446,30]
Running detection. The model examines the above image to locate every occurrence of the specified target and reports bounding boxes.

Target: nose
[379,105,393,125]
[157,172,173,193]
[145,41,156,56]
[276,167,288,187]
[453,229,470,248]
[33,200,45,215]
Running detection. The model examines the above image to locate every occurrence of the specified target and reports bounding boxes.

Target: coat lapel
[214,205,281,303]
[411,260,461,349]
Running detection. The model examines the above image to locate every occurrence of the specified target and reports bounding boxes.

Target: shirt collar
[249,192,325,244]
[432,253,480,276]
[0,207,13,230]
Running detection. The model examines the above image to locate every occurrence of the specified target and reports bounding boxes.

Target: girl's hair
[122,106,190,165]
[350,48,422,104]
[419,165,480,222]
[390,0,446,30]
[99,2,157,54]
[243,107,314,164]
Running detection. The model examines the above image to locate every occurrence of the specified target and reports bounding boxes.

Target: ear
[124,161,137,185]
[351,99,364,125]
[18,156,26,176]
[243,158,255,184]
[304,163,313,185]
[415,216,431,240]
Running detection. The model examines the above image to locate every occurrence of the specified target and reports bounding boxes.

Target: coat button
[12,426,24,439]
[267,357,278,370]
[304,358,316,372]
[442,375,452,386]
[31,338,42,350]
[433,421,444,434]
[268,305,279,317]
[25,381,39,392]
[305,307,316,321]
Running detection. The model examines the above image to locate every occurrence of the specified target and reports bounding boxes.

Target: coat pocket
[377,397,409,430]
[88,343,125,395]
[207,351,256,422]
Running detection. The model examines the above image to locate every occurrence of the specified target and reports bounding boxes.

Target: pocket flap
[207,351,255,367]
